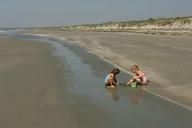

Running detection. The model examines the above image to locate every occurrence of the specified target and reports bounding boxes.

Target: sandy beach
[24,29,192,109]
[1,0,192,127]
[0,37,77,128]
[0,32,192,128]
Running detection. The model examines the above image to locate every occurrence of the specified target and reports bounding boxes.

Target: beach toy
[130,82,137,88]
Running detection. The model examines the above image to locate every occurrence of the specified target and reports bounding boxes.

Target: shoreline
[1,34,192,127]
[0,37,78,127]
[23,28,192,36]
[23,34,192,111]
[22,30,192,110]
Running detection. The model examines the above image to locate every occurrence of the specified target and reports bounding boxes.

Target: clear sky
[0,0,191,28]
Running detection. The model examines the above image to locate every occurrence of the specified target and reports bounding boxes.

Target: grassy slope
[62,16,192,31]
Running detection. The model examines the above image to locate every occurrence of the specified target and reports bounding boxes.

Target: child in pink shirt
[127,65,149,86]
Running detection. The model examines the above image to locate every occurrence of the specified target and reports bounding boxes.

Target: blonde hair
[130,65,139,71]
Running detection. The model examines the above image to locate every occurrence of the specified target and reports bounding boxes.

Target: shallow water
[4,32,192,128]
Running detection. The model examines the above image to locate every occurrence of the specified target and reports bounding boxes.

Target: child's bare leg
[135,78,148,85]
[138,76,148,85]
[110,85,116,88]
[142,77,148,85]
[135,78,142,85]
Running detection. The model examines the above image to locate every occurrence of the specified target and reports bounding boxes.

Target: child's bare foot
[107,85,116,89]
[111,85,116,88]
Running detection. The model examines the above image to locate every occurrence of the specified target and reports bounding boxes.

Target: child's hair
[130,65,139,71]
[110,68,120,75]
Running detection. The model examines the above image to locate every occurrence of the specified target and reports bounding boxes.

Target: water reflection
[130,89,141,104]
[107,88,120,102]
[107,86,145,104]
[129,87,145,105]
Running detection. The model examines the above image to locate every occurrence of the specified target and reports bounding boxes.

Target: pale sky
[0,0,191,28]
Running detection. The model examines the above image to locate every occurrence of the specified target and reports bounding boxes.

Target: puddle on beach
[5,32,192,128]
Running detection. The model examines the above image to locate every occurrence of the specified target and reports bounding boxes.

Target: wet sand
[0,34,192,128]
[24,29,192,109]
[63,32,192,109]
[0,37,77,128]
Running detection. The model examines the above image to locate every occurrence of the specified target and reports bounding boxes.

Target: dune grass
[62,16,192,31]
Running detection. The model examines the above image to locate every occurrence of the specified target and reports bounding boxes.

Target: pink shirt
[135,71,146,78]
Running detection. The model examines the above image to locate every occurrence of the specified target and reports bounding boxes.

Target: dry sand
[0,37,78,128]
[25,29,192,109]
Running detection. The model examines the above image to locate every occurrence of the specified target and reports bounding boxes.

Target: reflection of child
[127,65,149,86]
[107,89,120,101]
[105,68,120,88]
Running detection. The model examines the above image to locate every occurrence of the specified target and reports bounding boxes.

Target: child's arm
[136,71,145,78]
[112,77,118,85]
[109,74,115,86]
[127,78,134,85]
[127,74,137,85]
